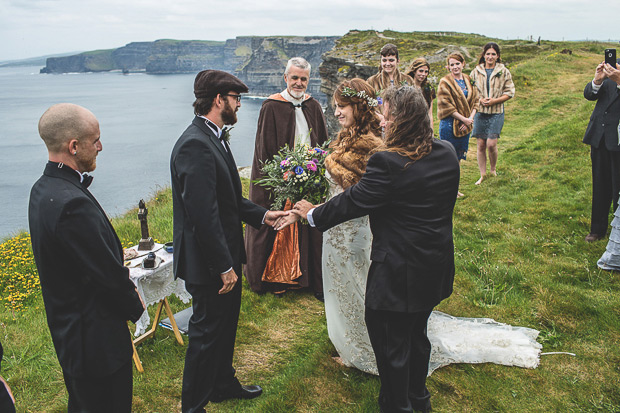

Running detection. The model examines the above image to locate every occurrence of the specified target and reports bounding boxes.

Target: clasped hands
[480,97,494,107]
[271,200,315,231]
[219,205,313,294]
[456,115,474,132]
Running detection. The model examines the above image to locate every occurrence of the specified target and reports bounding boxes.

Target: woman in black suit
[289,86,460,413]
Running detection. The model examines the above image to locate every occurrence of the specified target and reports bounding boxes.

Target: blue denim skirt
[472,112,504,139]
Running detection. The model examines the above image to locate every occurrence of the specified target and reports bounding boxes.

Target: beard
[288,88,305,99]
[221,100,238,125]
[77,155,97,173]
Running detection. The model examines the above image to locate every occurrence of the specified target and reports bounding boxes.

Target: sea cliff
[41,37,338,100]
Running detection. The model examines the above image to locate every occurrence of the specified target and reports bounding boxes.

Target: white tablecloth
[125,244,191,336]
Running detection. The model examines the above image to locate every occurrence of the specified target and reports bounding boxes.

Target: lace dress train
[597,206,620,270]
[322,180,541,375]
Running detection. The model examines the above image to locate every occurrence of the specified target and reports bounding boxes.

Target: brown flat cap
[194,70,249,98]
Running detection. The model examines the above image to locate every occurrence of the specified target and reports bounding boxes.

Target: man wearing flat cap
[170,70,287,412]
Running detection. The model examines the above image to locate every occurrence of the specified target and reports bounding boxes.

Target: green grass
[154,39,225,46]
[329,29,617,89]
[2,40,620,412]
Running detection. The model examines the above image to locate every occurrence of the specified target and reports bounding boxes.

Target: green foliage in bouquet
[255,141,331,210]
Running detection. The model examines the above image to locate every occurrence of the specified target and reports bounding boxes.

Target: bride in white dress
[304,79,541,376]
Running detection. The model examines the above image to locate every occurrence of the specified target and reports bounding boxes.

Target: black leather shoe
[210,385,263,403]
[585,233,604,242]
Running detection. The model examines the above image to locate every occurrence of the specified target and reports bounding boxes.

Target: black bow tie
[82,174,93,188]
[220,127,229,141]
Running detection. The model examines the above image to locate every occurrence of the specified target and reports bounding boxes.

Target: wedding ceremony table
[125,243,191,371]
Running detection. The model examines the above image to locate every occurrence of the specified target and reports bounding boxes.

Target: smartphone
[605,48,616,66]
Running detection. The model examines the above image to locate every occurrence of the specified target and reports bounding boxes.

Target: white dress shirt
[281,89,311,146]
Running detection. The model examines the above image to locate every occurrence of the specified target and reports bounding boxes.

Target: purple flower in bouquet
[255,140,331,211]
[306,161,317,172]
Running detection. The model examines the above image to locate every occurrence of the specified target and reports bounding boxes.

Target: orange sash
[261,199,302,284]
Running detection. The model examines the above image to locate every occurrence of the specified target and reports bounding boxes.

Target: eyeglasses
[223,94,242,102]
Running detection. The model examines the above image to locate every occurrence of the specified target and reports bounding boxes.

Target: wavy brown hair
[332,78,382,147]
[406,57,430,88]
[478,42,501,65]
[382,86,433,164]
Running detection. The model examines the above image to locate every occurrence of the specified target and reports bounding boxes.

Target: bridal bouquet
[255,141,330,211]
[255,140,330,286]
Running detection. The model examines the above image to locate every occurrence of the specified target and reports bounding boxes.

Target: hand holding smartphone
[605,48,617,66]
[603,49,620,84]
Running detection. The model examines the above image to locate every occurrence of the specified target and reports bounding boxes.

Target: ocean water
[0,66,266,239]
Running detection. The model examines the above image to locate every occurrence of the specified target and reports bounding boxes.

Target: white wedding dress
[322,175,542,376]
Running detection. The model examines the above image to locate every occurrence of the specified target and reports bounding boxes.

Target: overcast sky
[1,0,618,61]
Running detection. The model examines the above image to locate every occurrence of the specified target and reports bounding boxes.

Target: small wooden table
[125,244,191,372]
[130,297,184,372]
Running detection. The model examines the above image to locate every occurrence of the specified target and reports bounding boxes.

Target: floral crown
[340,86,379,107]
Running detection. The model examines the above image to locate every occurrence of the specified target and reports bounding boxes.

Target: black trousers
[62,361,132,413]
[0,379,15,413]
[365,308,433,413]
[182,280,242,413]
[590,145,620,235]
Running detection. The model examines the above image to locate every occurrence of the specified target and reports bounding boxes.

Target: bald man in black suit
[29,103,145,412]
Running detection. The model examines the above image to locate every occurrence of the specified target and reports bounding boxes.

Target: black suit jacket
[313,140,460,313]
[170,117,266,285]
[28,162,144,378]
[583,70,620,151]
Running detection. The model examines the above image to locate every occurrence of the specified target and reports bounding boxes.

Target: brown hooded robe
[244,93,329,293]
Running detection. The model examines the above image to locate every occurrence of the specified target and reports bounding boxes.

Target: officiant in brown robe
[245,57,328,297]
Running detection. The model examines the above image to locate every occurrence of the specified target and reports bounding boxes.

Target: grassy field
[2,40,620,412]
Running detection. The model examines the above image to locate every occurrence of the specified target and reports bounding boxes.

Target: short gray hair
[285,57,311,75]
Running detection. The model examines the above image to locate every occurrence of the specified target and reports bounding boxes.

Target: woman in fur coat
[320,79,384,373]
[407,57,436,130]
[437,52,479,197]
[278,78,384,373]
[470,42,515,185]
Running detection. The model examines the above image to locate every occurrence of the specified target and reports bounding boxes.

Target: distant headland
[37,30,615,124]
[40,36,339,99]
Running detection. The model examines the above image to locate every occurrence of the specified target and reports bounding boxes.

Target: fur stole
[325,133,383,189]
[368,70,414,93]
[437,74,479,137]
